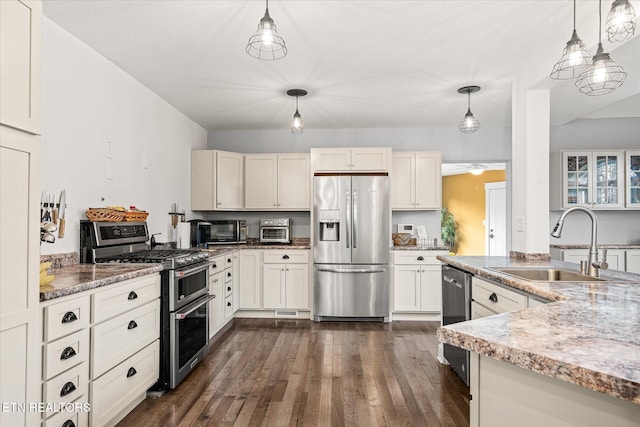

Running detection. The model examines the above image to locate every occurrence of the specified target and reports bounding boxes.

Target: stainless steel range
[80,220,212,391]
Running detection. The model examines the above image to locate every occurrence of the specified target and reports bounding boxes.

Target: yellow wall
[442,170,506,255]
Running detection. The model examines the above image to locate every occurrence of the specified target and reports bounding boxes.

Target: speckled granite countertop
[40,264,163,302]
[392,246,450,251]
[551,244,640,249]
[204,238,310,256]
[436,256,640,404]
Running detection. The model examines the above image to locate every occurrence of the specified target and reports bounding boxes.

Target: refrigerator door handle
[345,190,351,249]
[352,189,357,249]
[316,267,386,274]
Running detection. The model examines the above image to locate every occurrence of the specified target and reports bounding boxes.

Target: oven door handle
[173,295,215,320]
[174,263,209,279]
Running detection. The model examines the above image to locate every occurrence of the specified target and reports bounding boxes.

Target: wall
[40,18,208,255]
[442,170,506,255]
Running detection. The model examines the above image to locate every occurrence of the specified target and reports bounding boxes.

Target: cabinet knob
[227,286,232,292]
[61,311,78,324]
[283,255,290,260]
[60,381,76,397]
[417,256,424,261]
[128,291,138,300]
[489,293,498,303]
[212,262,217,269]
[127,367,137,378]
[60,346,77,360]
[62,420,76,427]
[127,320,138,330]
[227,302,232,307]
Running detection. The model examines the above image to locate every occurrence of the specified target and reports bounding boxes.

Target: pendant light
[246,0,287,60]
[606,0,637,42]
[550,0,592,80]
[457,86,481,134]
[287,89,307,135]
[576,0,627,96]
[469,163,487,175]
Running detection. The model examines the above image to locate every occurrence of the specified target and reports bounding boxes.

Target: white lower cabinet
[40,273,160,427]
[392,251,447,314]
[626,250,640,274]
[550,248,627,272]
[238,251,263,309]
[209,268,225,338]
[262,251,309,311]
[471,277,527,318]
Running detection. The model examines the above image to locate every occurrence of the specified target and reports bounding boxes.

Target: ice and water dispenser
[318,210,340,241]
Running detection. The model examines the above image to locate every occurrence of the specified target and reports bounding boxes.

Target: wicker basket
[86,208,126,222]
[123,211,149,221]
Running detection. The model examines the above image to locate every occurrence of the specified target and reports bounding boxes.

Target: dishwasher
[442,265,472,386]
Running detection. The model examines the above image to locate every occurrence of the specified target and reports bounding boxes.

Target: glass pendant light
[469,164,487,175]
[576,0,627,96]
[287,89,307,135]
[550,0,592,80]
[246,0,287,60]
[606,0,637,42]
[457,86,481,134]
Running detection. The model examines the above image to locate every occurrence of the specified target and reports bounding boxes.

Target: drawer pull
[227,272,232,277]
[212,262,217,269]
[283,255,290,260]
[489,293,498,303]
[128,291,138,300]
[61,311,78,324]
[227,258,232,263]
[127,320,138,330]
[60,381,76,397]
[62,421,76,427]
[60,346,77,360]
[417,256,424,261]
[227,302,232,307]
[127,367,137,378]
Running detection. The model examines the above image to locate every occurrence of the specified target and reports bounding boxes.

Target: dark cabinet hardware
[128,291,138,300]
[127,367,137,378]
[417,256,424,261]
[127,320,138,330]
[60,346,77,360]
[227,286,232,292]
[60,381,76,397]
[227,272,232,277]
[489,293,498,303]
[61,311,78,324]
[62,420,76,427]
[283,255,290,259]
[227,302,232,307]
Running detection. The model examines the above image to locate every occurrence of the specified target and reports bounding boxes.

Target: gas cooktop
[96,249,209,270]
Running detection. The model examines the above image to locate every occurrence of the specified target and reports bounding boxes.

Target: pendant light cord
[467,92,471,112]
[296,96,299,113]
[266,0,269,12]
[573,0,576,30]
[598,0,602,44]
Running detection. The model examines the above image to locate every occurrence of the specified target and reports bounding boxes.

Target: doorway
[485,182,506,256]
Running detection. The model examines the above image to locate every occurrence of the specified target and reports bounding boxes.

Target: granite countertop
[40,264,163,302]
[436,255,640,404]
[204,238,311,256]
[551,244,640,249]
[392,245,450,251]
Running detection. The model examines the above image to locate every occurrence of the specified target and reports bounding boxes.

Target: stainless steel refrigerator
[313,175,390,322]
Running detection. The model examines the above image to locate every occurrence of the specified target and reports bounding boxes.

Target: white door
[485,182,506,256]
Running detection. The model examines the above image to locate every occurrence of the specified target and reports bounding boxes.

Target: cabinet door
[216,151,244,209]
[311,148,351,171]
[626,250,640,274]
[592,151,624,208]
[563,152,592,208]
[415,152,442,209]
[419,265,442,312]
[562,249,622,271]
[278,153,310,209]
[351,147,390,171]
[209,272,225,337]
[285,264,309,309]
[625,151,640,208]
[393,266,420,311]
[0,0,42,134]
[245,154,277,209]
[191,150,215,210]
[263,264,285,309]
[391,153,415,209]
[238,251,263,309]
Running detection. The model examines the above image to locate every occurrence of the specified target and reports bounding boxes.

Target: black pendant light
[605,0,637,42]
[287,89,307,135]
[550,0,592,80]
[457,86,481,134]
[576,0,627,96]
[246,0,287,60]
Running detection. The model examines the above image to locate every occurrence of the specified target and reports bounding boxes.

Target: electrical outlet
[516,216,526,232]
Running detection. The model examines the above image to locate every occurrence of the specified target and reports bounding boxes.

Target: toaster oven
[259,218,291,244]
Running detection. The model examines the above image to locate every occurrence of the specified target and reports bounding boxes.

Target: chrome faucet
[551,206,608,277]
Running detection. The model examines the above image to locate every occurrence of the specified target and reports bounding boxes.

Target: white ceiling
[42,1,640,131]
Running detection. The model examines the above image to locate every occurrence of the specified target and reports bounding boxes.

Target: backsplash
[40,252,78,267]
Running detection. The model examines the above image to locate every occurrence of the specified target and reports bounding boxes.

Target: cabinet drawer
[43,329,89,381]
[224,268,233,283]
[472,277,527,314]
[471,300,497,320]
[90,340,159,427]
[392,251,444,265]
[225,281,232,298]
[42,362,88,406]
[263,250,309,264]
[42,398,88,426]
[224,295,233,319]
[43,296,90,342]
[91,299,160,379]
[92,274,160,323]
[225,254,234,268]
[209,255,225,275]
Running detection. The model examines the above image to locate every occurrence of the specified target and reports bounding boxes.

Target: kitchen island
[437,256,640,426]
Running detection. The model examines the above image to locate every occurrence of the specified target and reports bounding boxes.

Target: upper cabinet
[391,151,441,210]
[311,147,391,172]
[0,0,42,135]
[245,153,310,210]
[191,150,244,211]
[550,150,626,210]
[626,150,640,208]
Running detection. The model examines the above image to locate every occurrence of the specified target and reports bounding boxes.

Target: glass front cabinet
[626,150,640,208]
[562,151,624,209]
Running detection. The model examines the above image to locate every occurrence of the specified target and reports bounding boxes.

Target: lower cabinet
[263,264,309,310]
[550,248,626,272]
[392,251,447,314]
[625,250,640,274]
[471,276,528,318]
[238,251,263,309]
[40,273,160,427]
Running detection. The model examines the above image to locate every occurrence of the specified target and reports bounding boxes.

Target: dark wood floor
[118,319,470,427]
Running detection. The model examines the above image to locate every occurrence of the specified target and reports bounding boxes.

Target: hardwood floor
[118,319,470,427]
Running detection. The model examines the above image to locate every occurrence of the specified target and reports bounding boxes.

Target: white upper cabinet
[191,150,244,211]
[392,151,441,210]
[551,150,625,210]
[625,150,640,208]
[245,153,310,210]
[0,0,42,135]
[311,147,391,172]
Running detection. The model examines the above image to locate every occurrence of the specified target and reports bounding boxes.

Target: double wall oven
[80,221,212,390]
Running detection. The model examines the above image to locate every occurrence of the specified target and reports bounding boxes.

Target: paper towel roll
[177,222,191,249]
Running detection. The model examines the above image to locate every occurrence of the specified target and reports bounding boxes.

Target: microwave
[259,218,291,244]
[190,220,247,247]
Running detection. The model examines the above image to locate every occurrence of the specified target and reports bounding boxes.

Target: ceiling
[442,163,505,176]
[42,1,639,131]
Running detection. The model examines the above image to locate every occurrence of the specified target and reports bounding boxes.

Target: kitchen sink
[490,267,608,282]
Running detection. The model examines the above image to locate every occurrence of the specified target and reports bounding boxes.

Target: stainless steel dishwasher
[442,265,472,386]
